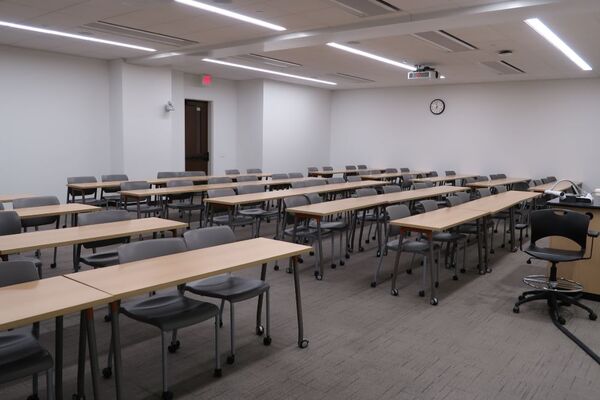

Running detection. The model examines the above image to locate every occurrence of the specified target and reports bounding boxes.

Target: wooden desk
[466,177,530,188]
[413,174,479,184]
[12,203,100,224]
[0,276,111,399]
[0,194,38,203]
[389,207,490,305]
[66,238,312,400]
[360,171,429,180]
[528,180,578,193]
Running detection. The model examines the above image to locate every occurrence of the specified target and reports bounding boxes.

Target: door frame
[184,98,212,174]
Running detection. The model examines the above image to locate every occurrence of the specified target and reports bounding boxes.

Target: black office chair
[513,209,598,324]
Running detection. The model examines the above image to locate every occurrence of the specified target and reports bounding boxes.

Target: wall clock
[430,99,445,115]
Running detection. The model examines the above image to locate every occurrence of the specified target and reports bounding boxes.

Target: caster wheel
[494,229,498,233]
[513,306,520,313]
[299,339,309,349]
[490,250,495,255]
[370,282,377,288]
[486,268,492,274]
[27,396,39,400]
[314,271,323,280]
[359,247,364,252]
[452,275,458,281]
[309,251,314,256]
[460,268,466,273]
[526,259,531,264]
[365,240,370,244]
[340,260,345,266]
[345,253,350,259]
[298,258,304,264]
[168,340,181,353]
[50,263,57,269]
[104,314,111,323]
[219,320,223,328]
[102,367,112,379]
[391,289,399,296]
[434,281,439,288]
[274,265,280,271]
[479,270,485,275]
[406,269,412,275]
[285,267,292,274]
[256,325,264,336]
[213,368,222,378]
[518,295,525,301]
[162,391,173,400]
[331,263,336,269]
[557,316,566,325]
[501,244,505,249]
[589,313,597,321]
[226,355,235,365]
[430,298,438,306]
[376,251,381,257]
[263,336,272,346]
[418,290,425,297]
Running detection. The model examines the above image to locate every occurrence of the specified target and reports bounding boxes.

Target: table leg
[427,232,438,305]
[391,228,404,296]
[315,217,323,280]
[136,198,141,219]
[85,308,101,400]
[75,311,87,399]
[483,217,491,273]
[255,263,267,332]
[476,219,484,275]
[55,316,63,400]
[291,255,308,348]
[275,199,282,240]
[509,206,517,252]
[110,301,123,400]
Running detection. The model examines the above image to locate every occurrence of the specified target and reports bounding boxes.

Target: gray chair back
[358,170,372,176]
[246,168,262,174]
[0,261,39,287]
[446,196,464,207]
[67,176,97,198]
[416,199,438,213]
[546,176,557,182]
[290,181,306,189]
[357,165,367,170]
[184,226,235,250]
[445,171,456,176]
[382,185,401,194]
[157,172,178,178]
[322,166,333,171]
[186,171,206,176]
[492,185,507,194]
[413,182,433,190]
[208,188,236,198]
[208,177,232,184]
[120,181,150,191]
[304,193,322,204]
[355,188,377,197]
[347,176,361,182]
[345,165,356,170]
[271,173,288,180]
[385,168,398,173]
[166,180,194,188]
[78,210,130,249]
[288,172,303,178]
[476,188,492,198]
[236,175,258,182]
[327,177,345,184]
[386,204,411,236]
[102,174,128,182]
[400,168,410,172]
[118,238,186,264]
[0,203,3,211]
[513,182,530,191]
[284,195,309,224]
[225,169,240,175]
[304,179,326,187]
[497,174,507,179]
[237,185,265,195]
[13,196,60,228]
[0,211,22,236]
[427,171,438,177]
[454,192,471,203]
[307,167,318,172]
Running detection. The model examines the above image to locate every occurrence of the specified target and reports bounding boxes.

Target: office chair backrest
[497,174,507,179]
[345,165,356,170]
[400,168,410,173]
[386,204,411,236]
[427,171,438,177]
[208,177,232,184]
[417,200,438,213]
[322,166,333,171]
[288,172,303,178]
[541,178,550,184]
[237,185,265,195]
[0,211,22,236]
[78,210,130,249]
[67,176,96,184]
[184,226,235,250]
[157,172,178,178]
[327,177,345,184]
[120,181,150,191]
[284,196,310,224]
[454,192,471,203]
[307,167,318,172]
[166,179,194,188]
[357,165,367,170]
[413,182,433,190]
[291,181,306,189]
[445,171,456,176]
[247,168,262,174]
[304,193,322,204]
[208,188,235,198]
[492,185,507,194]
[102,174,128,182]
[13,196,60,228]
[489,174,500,180]
[346,176,361,182]
[533,179,543,186]
[513,182,530,191]
[236,175,258,182]
[477,176,489,182]
[385,168,398,173]
[271,173,289,180]
[476,188,492,198]
[382,185,401,194]
[530,209,590,251]
[546,176,557,182]
[118,238,186,264]
[0,261,39,288]
[225,169,240,175]
[446,196,464,207]
[355,188,377,197]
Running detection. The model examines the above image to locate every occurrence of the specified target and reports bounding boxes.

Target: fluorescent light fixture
[327,42,416,71]
[175,0,286,31]
[0,20,156,52]
[524,18,591,71]
[202,58,336,86]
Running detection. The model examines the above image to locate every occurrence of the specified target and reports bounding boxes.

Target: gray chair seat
[80,251,119,268]
[525,246,585,263]
[212,214,254,225]
[387,239,435,252]
[309,220,346,230]
[186,275,269,303]
[433,232,466,242]
[121,293,219,332]
[238,208,277,217]
[0,328,53,384]
[127,203,162,214]
[8,254,41,268]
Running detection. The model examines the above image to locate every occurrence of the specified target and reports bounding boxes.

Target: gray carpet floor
[1,215,599,400]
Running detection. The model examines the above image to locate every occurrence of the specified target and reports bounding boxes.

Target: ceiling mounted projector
[408,65,439,80]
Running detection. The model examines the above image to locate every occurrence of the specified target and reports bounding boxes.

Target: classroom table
[359,171,430,181]
[12,203,100,226]
[0,276,112,399]
[413,174,479,184]
[0,194,38,203]
[149,173,273,186]
[66,237,312,400]
[308,169,357,177]
[389,207,490,305]
[285,185,469,279]
[528,180,578,193]
[466,177,530,189]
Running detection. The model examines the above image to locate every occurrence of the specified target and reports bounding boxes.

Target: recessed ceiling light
[202,58,336,86]
[440,75,446,79]
[175,0,286,31]
[326,42,416,71]
[524,18,591,71]
[0,20,156,52]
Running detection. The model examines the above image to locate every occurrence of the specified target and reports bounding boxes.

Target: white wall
[0,45,110,200]
[262,80,332,174]
[236,80,263,171]
[330,79,600,189]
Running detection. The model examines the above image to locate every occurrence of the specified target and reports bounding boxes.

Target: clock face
[430,99,445,115]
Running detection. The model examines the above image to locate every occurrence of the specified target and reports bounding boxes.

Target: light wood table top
[528,180,578,193]
[360,171,431,180]
[67,181,126,190]
[286,186,469,217]
[459,191,541,214]
[149,173,272,185]
[390,207,489,232]
[413,174,479,183]
[204,180,387,206]
[308,169,353,176]
[119,177,324,198]
[466,177,530,188]
[66,238,311,300]
[0,217,186,256]
[0,276,111,331]
[0,194,38,203]
[11,203,100,219]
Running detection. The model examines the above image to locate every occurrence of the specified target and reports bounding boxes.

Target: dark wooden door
[185,99,209,172]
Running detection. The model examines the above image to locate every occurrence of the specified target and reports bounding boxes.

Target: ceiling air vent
[327,0,400,18]
[233,54,302,68]
[412,30,477,52]
[326,72,375,83]
[480,60,525,74]
[81,21,198,47]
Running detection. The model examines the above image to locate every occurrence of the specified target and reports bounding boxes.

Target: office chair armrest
[584,231,598,260]
[587,230,599,238]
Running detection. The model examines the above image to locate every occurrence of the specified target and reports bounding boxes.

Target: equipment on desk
[544,180,592,204]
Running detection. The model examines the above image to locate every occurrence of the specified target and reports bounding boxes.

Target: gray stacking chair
[288,172,303,178]
[400,168,410,173]
[120,181,162,218]
[236,185,277,237]
[357,165,367,170]
[354,188,383,253]
[322,166,333,171]
[546,176,557,182]
[180,171,205,177]
[101,174,128,207]
[345,165,356,171]
[110,238,221,399]
[327,177,345,184]
[157,172,178,179]
[207,189,253,229]
[67,176,104,206]
[281,196,321,276]
[183,227,271,365]
[413,182,433,189]
[0,261,54,400]
[236,175,258,182]
[382,185,402,194]
[307,167,318,174]
[225,169,240,175]
[304,179,327,187]
[13,196,61,269]
[385,168,398,173]
[427,171,439,177]
[475,188,492,198]
[246,168,262,174]
[290,181,306,189]
[373,204,439,299]
[346,175,361,182]
[454,191,471,203]
[0,212,42,277]
[271,173,288,180]
[445,171,456,176]
[208,177,232,184]
[75,210,130,272]
[165,180,204,228]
